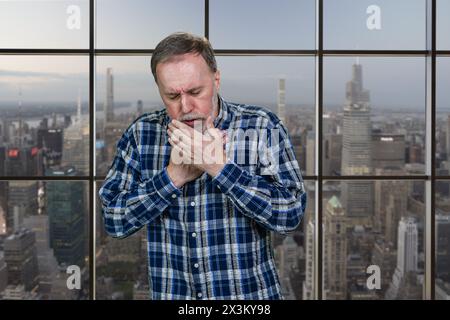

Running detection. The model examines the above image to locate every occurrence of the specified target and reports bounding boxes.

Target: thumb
[205,115,214,129]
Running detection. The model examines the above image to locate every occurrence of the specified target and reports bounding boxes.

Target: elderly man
[98,32,307,300]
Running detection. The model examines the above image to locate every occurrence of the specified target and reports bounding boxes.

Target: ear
[214,69,221,91]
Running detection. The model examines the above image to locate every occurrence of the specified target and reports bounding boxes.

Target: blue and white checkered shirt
[98,96,307,300]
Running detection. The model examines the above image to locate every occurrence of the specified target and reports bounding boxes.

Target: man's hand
[167,116,227,179]
[166,153,203,188]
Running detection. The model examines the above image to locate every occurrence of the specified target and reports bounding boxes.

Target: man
[98,32,307,300]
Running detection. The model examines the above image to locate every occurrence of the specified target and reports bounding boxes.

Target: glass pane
[95,56,162,177]
[96,180,314,300]
[273,181,315,300]
[95,181,149,300]
[0,0,89,49]
[435,180,450,299]
[96,0,204,49]
[323,57,426,176]
[323,180,425,300]
[0,56,89,177]
[0,180,89,299]
[437,0,450,50]
[324,0,426,50]
[437,57,450,176]
[217,56,315,176]
[209,0,315,50]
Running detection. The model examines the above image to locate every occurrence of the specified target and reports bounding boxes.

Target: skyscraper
[371,134,406,170]
[306,131,315,175]
[446,115,450,161]
[105,67,115,123]
[46,167,86,268]
[23,214,59,295]
[136,100,143,117]
[4,145,44,177]
[61,98,89,175]
[277,78,286,123]
[302,220,314,300]
[396,217,419,275]
[323,195,348,300]
[4,228,39,291]
[385,216,419,299]
[7,181,38,234]
[0,251,7,293]
[436,213,450,282]
[340,62,374,223]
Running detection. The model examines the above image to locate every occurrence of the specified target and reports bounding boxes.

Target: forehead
[156,53,212,92]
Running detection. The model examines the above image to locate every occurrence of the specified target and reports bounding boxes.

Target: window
[323,57,426,176]
[0,0,89,49]
[324,0,426,50]
[0,0,446,301]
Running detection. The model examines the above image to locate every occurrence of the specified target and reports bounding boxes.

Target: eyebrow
[166,86,202,96]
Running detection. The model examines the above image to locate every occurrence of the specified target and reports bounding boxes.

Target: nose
[180,93,194,114]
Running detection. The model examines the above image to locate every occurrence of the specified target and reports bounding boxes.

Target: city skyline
[0,0,449,301]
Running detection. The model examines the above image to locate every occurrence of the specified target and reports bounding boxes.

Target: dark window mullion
[89,0,95,301]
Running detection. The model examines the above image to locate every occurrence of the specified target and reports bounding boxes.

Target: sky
[0,0,449,109]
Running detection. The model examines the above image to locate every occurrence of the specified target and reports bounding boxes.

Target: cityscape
[0,58,449,300]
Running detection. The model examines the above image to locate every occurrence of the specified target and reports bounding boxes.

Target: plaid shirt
[98,96,307,300]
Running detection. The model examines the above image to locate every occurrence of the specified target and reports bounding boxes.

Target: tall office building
[276,236,299,280]
[436,213,450,282]
[7,181,38,234]
[302,220,314,300]
[4,228,39,291]
[277,78,286,123]
[385,216,419,299]
[4,146,44,177]
[372,134,406,170]
[374,174,408,246]
[46,167,86,268]
[23,215,59,295]
[0,182,8,235]
[136,100,144,118]
[306,131,315,175]
[323,195,348,300]
[340,62,374,223]
[323,133,342,176]
[37,128,63,167]
[61,103,89,175]
[446,115,450,161]
[105,67,115,123]
[0,251,7,292]
[396,217,419,276]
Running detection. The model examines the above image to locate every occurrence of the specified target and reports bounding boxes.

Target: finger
[172,119,194,133]
[171,127,191,143]
[205,115,214,129]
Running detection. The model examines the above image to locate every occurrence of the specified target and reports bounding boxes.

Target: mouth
[182,119,202,128]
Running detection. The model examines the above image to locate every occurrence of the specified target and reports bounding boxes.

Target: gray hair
[151,32,217,83]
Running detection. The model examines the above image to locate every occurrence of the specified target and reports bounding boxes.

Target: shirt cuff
[212,161,245,194]
[151,167,182,204]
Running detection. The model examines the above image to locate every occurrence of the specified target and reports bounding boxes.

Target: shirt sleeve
[212,121,307,235]
[98,126,182,238]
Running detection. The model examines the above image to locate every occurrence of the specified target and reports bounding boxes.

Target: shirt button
[171,194,177,199]
[197,292,203,298]
[193,263,199,268]
[190,201,196,206]
[191,232,197,238]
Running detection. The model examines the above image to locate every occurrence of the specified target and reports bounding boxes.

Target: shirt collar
[213,94,229,129]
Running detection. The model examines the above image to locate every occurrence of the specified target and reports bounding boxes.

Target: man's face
[156,52,220,129]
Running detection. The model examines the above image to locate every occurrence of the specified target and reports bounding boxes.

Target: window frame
[0,0,448,300]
